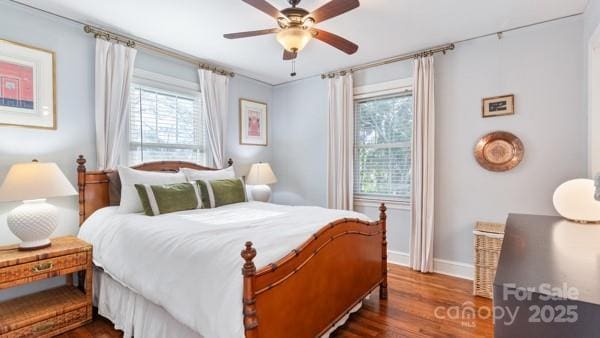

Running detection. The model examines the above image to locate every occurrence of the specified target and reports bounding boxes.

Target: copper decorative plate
[474,131,524,172]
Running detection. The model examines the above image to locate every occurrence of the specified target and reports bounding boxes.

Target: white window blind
[128,83,208,165]
[354,93,413,200]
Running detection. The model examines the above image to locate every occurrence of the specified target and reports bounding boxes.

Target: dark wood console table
[494,214,600,337]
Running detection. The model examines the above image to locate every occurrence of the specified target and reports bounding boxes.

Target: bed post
[379,203,388,300]
[241,241,259,338]
[77,155,87,225]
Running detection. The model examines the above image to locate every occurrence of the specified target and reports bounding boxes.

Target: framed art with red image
[240,98,267,146]
[0,39,55,129]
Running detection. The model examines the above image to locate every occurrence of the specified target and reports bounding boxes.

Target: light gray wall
[271,76,328,206]
[353,61,412,87]
[584,0,600,43]
[271,16,587,263]
[0,1,95,247]
[434,15,585,263]
[135,49,199,83]
[584,1,600,175]
[228,76,273,176]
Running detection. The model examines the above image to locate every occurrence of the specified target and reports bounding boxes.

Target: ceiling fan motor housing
[281,7,310,23]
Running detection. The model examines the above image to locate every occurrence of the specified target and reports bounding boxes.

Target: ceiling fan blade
[283,49,297,60]
[242,0,282,19]
[224,28,280,39]
[308,0,359,23]
[311,28,358,54]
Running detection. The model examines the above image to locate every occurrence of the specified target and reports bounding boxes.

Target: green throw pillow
[195,178,247,208]
[135,182,202,216]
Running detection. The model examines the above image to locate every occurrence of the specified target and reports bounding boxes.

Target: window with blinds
[354,92,413,201]
[128,83,208,165]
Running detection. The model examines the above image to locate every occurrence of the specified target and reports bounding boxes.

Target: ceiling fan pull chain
[291,59,297,77]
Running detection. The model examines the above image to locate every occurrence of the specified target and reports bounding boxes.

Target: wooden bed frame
[75,155,388,338]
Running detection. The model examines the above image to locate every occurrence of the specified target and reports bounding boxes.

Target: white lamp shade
[276,27,312,52]
[0,162,77,202]
[246,163,277,185]
[553,179,600,223]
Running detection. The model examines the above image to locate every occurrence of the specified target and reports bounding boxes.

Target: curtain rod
[321,44,455,79]
[320,12,583,79]
[452,12,582,45]
[83,25,235,77]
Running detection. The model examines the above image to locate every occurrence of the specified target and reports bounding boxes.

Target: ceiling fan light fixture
[276,27,312,52]
[302,17,315,28]
[277,16,290,28]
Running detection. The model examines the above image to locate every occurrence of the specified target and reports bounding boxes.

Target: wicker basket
[473,221,505,299]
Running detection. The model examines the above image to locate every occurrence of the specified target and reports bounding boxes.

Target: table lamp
[553,178,600,223]
[246,162,277,202]
[0,161,77,250]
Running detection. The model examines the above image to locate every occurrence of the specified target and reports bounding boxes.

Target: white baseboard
[387,250,410,266]
[387,250,474,280]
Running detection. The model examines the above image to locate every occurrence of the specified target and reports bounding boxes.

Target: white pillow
[118,166,187,214]
[181,166,236,182]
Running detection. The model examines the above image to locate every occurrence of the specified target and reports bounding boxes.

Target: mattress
[80,202,369,338]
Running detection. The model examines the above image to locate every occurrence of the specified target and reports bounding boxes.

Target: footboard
[241,204,387,338]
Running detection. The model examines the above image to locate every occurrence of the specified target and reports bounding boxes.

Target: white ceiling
[15,0,588,85]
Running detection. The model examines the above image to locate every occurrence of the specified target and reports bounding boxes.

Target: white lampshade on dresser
[553,179,600,223]
[0,161,77,250]
[246,162,277,202]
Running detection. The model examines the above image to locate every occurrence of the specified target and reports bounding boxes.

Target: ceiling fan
[224,0,360,61]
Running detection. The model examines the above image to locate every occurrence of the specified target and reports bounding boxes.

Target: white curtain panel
[94,39,137,170]
[327,74,354,210]
[410,55,435,273]
[199,69,229,169]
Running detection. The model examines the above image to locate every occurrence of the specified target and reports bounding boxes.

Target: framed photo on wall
[482,94,514,118]
[0,39,55,129]
[240,98,267,146]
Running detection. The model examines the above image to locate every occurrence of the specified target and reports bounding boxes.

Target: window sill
[353,197,411,210]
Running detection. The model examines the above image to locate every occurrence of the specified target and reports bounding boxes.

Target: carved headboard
[76,155,233,225]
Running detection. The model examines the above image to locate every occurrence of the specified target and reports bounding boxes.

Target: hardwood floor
[332,265,493,338]
[57,264,493,337]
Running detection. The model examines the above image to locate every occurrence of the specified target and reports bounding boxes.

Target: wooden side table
[0,236,93,337]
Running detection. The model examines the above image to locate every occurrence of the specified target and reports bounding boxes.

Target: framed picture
[482,94,514,118]
[240,98,267,146]
[0,39,55,129]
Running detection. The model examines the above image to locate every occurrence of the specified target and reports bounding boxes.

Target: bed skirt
[93,267,364,338]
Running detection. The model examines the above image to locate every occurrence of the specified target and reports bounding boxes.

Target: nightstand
[0,236,93,337]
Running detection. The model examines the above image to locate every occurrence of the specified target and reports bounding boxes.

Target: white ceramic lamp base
[7,199,58,250]
[250,185,272,203]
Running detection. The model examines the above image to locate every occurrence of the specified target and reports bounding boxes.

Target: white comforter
[79,201,369,338]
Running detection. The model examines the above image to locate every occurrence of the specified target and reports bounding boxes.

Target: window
[354,81,413,201]
[128,74,208,166]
